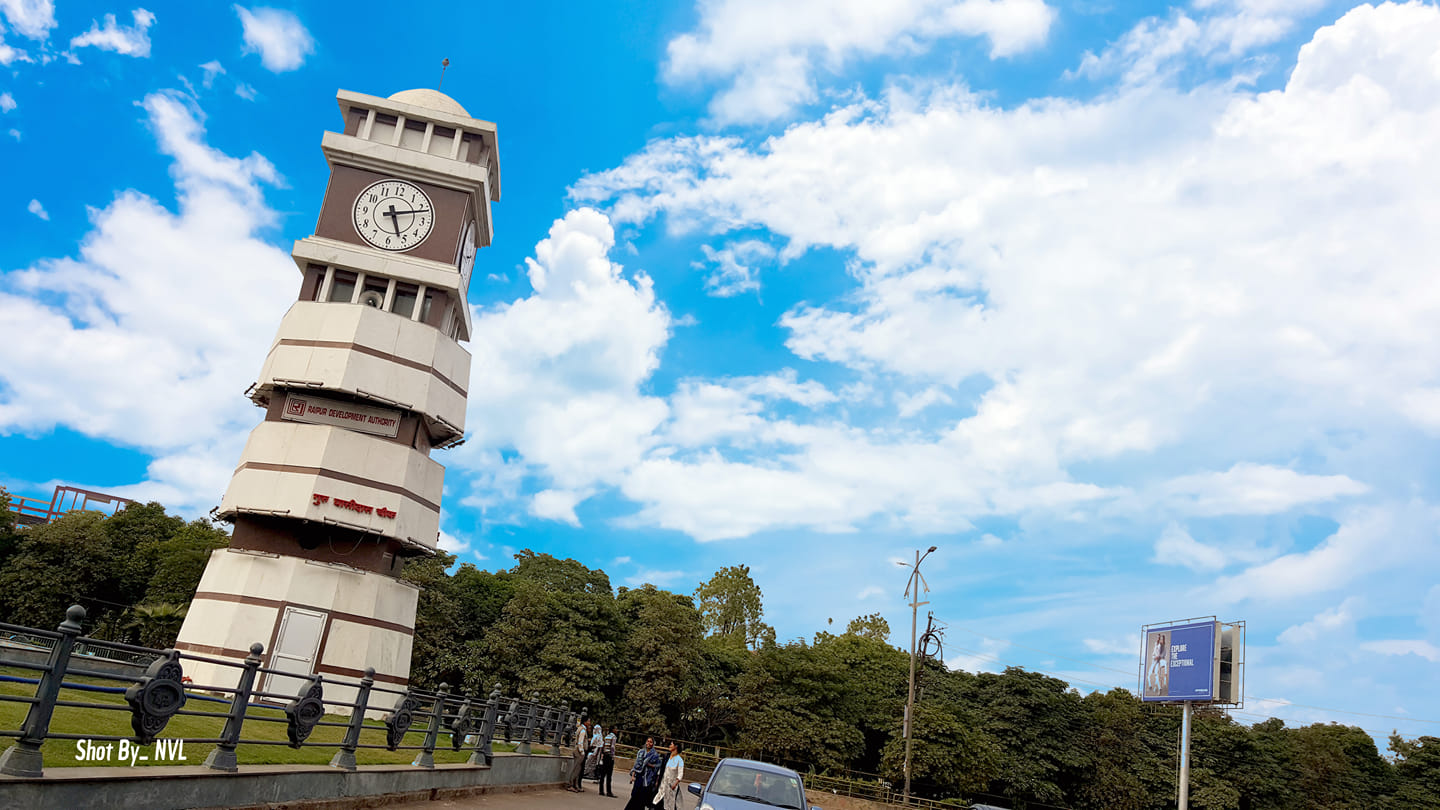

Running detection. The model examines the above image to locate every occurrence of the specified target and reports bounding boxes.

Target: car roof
[715,758,803,777]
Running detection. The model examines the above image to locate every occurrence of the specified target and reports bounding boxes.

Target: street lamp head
[927,546,937,553]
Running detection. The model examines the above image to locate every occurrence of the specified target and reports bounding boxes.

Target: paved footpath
[431,786,699,810]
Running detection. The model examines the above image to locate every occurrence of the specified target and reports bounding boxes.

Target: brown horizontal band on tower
[191,591,417,636]
[272,338,468,397]
[175,641,257,659]
[175,641,409,685]
[316,663,409,685]
[231,461,443,513]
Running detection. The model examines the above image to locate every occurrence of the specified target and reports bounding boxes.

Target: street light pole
[900,546,936,806]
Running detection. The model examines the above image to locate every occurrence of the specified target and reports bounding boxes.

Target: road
[432,786,699,810]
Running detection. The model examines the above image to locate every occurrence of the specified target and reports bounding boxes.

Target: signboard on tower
[1141,620,1219,702]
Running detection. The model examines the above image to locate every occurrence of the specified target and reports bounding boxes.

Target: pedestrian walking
[623,736,663,810]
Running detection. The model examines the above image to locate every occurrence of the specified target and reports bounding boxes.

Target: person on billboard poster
[1145,631,1169,697]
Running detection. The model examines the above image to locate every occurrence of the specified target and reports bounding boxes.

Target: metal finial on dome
[440,58,449,90]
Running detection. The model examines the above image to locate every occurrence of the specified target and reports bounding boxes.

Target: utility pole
[899,546,936,805]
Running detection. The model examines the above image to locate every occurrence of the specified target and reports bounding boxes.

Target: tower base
[175,548,419,709]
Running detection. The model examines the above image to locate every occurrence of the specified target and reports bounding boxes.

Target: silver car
[687,758,821,810]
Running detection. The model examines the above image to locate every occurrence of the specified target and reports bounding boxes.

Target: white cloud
[0,0,56,39]
[947,635,1012,674]
[0,90,294,511]
[450,208,672,522]
[695,239,775,296]
[897,386,953,418]
[857,585,885,599]
[26,198,46,220]
[625,569,687,588]
[571,2,1440,542]
[0,42,29,65]
[200,60,225,88]
[611,555,632,566]
[530,489,584,526]
[1359,639,1440,662]
[1277,596,1361,645]
[0,92,14,112]
[6,128,18,140]
[437,530,470,554]
[235,6,313,72]
[665,0,1056,124]
[1152,523,1227,571]
[1156,463,1368,516]
[69,8,155,58]
[1072,0,1327,86]
[1212,504,1437,603]
[234,83,257,101]
[664,369,835,447]
[1083,636,1137,656]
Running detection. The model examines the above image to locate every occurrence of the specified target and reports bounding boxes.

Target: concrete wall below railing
[0,751,569,810]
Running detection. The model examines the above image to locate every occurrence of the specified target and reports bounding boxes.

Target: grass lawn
[0,668,548,768]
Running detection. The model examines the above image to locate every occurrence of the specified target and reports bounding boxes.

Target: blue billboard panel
[1142,621,1218,702]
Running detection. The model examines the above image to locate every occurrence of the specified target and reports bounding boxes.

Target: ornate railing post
[449,692,477,752]
[468,684,503,766]
[516,694,534,755]
[532,697,547,749]
[384,689,421,751]
[125,649,188,745]
[502,696,518,742]
[0,605,85,777]
[414,683,448,768]
[284,674,325,747]
[331,668,374,770]
[205,642,264,772]
[558,701,571,747]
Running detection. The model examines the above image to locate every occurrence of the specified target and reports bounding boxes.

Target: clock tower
[173,88,499,704]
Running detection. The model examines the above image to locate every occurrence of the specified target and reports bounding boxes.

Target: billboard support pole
[1178,701,1192,810]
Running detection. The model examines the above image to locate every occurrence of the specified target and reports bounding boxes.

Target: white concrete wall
[259,301,470,433]
[220,421,442,549]
[176,550,418,709]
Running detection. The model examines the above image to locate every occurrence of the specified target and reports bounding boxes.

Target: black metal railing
[0,605,584,778]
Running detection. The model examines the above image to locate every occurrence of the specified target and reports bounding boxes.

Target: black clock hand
[388,208,430,216]
[384,204,402,235]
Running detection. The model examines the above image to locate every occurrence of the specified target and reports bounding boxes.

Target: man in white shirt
[568,716,593,793]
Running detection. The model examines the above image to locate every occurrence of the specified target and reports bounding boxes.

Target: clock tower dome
[173,87,499,703]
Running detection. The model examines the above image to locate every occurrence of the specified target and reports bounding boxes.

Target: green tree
[879,700,1000,797]
[1289,722,1396,809]
[695,564,771,649]
[734,640,865,770]
[1391,734,1440,808]
[0,510,116,628]
[483,552,625,712]
[616,585,706,735]
[845,613,891,643]
[124,602,190,648]
[963,667,1090,808]
[0,487,23,569]
[143,519,230,604]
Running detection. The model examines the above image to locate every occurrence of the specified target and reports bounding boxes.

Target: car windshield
[708,764,806,810]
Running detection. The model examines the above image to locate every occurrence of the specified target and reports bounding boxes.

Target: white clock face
[353,179,434,251]
[459,221,477,287]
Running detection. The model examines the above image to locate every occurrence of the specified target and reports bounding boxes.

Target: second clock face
[353,179,434,251]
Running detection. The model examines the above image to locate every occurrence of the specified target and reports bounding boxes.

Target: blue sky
[4,0,1440,746]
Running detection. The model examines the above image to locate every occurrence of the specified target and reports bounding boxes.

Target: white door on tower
[264,606,328,701]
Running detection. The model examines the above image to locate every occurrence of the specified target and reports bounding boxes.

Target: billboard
[1141,620,1219,702]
